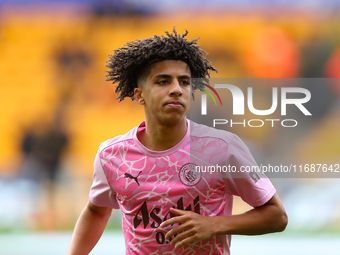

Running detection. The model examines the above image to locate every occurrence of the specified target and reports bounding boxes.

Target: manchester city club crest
[179,163,202,186]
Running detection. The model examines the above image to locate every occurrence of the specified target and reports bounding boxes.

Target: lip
[164,101,184,108]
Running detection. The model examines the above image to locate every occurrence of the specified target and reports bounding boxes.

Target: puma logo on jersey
[124,171,142,186]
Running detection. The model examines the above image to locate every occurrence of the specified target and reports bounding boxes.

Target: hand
[159,208,217,248]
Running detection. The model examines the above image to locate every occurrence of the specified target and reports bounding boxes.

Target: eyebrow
[154,74,191,79]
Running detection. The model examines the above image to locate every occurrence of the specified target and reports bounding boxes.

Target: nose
[169,80,182,97]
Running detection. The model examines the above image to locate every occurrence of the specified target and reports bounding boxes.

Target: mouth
[164,101,184,108]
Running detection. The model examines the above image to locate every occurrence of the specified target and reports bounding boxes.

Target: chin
[161,115,186,126]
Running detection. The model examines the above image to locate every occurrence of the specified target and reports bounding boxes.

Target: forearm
[214,204,287,236]
[67,202,112,255]
[161,193,287,248]
[213,194,288,236]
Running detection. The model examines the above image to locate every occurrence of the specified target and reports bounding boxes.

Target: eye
[181,80,190,86]
[157,80,168,85]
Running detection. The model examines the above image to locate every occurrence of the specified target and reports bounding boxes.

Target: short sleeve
[89,151,120,209]
[224,135,276,207]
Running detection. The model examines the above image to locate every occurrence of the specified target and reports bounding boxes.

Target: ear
[134,87,145,105]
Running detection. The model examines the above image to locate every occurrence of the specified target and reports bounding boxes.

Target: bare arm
[67,201,112,255]
[161,193,288,248]
[214,193,287,235]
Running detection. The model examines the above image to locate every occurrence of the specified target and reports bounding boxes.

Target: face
[134,60,191,126]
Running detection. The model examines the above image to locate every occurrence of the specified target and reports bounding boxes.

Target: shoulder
[189,120,240,146]
[97,124,138,154]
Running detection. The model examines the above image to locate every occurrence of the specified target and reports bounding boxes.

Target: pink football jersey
[89,120,276,254]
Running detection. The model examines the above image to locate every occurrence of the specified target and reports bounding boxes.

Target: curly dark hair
[106,28,217,102]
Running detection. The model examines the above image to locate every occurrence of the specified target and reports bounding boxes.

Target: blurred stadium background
[0,0,340,254]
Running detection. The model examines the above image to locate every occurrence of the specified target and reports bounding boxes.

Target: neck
[138,117,187,151]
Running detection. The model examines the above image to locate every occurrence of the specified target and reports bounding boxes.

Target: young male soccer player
[67,29,287,255]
